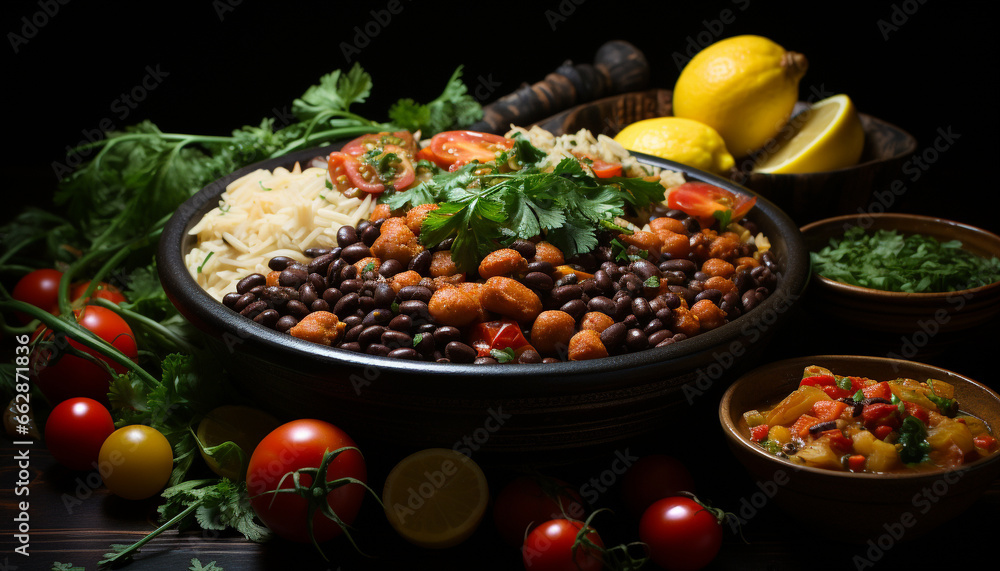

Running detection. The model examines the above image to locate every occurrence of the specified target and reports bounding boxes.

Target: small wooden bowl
[720,355,1000,542]
[799,213,1000,342]
[532,89,918,225]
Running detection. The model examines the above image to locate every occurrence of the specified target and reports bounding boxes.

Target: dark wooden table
[4,298,997,571]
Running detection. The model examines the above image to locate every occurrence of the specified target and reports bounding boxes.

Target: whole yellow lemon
[613,116,735,175]
[673,35,808,158]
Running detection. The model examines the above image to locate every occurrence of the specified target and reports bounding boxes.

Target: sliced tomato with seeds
[666,181,757,228]
[327,145,416,195]
[340,131,417,156]
[426,130,514,171]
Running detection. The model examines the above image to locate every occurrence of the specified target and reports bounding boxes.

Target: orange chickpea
[389,270,422,293]
[567,329,609,361]
[534,241,565,266]
[701,258,735,278]
[530,310,577,355]
[265,270,281,287]
[579,311,615,333]
[371,217,423,266]
[428,286,482,327]
[619,230,662,253]
[288,311,345,346]
[479,248,528,279]
[649,217,687,235]
[353,256,381,275]
[704,275,736,294]
[405,203,439,235]
[671,306,701,337]
[708,233,741,260]
[659,231,692,259]
[369,203,391,222]
[690,299,727,331]
[430,250,460,278]
[480,276,542,323]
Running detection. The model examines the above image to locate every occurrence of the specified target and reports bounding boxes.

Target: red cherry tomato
[469,319,533,358]
[11,268,63,323]
[44,397,115,471]
[328,144,416,195]
[340,131,417,156]
[666,181,757,229]
[621,454,696,517]
[32,305,138,406]
[246,419,367,544]
[493,476,586,548]
[522,518,604,571]
[639,496,724,571]
[71,281,127,305]
[426,130,514,171]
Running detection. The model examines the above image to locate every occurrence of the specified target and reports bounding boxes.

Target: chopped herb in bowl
[810,226,1000,292]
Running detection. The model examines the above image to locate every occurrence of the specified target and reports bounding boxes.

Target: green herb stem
[99,498,204,569]
[93,297,198,355]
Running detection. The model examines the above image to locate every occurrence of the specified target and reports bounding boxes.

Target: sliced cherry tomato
[44,397,115,471]
[71,281,127,305]
[666,181,757,229]
[621,454,696,517]
[469,319,533,358]
[246,419,367,545]
[862,403,901,430]
[32,305,138,406]
[492,475,586,548]
[327,145,415,195]
[639,496,724,571]
[571,151,623,178]
[340,130,416,156]
[522,518,604,571]
[10,268,63,323]
[426,130,514,171]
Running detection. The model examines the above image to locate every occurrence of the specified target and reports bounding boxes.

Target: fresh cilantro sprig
[811,226,1000,292]
[388,66,483,134]
[898,416,931,464]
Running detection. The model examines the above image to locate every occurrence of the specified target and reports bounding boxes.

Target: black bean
[412,331,435,355]
[416,322,437,334]
[625,328,649,351]
[643,318,664,336]
[527,261,554,275]
[332,292,360,318]
[398,299,429,318]
[342,314,363,329]
[554,273,578,287]
[695,288,723,305]
[398,285,433,303]
[517,349,542,364]
[298,283,318,307]
[362,308,393,327]
[681,217,701,233]
[671,333,688,343]
[542,357,561,364]
[720,291,741,318]
[234,292,256,312]
[308,273,326,292]
[359,224,379,247]
[345,324,364,343]
[587,296,616,317]
[382,329,412,349]
[307,252,339,277]
[560,299,587,320]
[614,294,632,320]
[322,288,343,306]
[279,267,308,289]
[733,268,753,293]
[664,208,687,219]
[373,282,395,309]
[445,341,477,363]
[659,258,696,274]
[619,273,643,295]
[386,314,410,332]
[658,293,682,310]
[622,314,639,329]
[551,284,583,305]
[358,325,386,346]
[339,342,362,353]
[266,256,292,271]
[304,247,331,258]
[286,300,311,318]
[237,273,266,294]
[600,322,627,351]
[379,259,404,278]
[808,421,838,434]
[222,292,242,309]
[742,289,762,312]
[668,285,695,307]
[474,356,498,365]
[435,237,454,251]
[648,329,673,346]
[661,270,687,286]
[239,300,267,319]
[253,309,280,328]
[310,299,330,313]
[655,307,674,324]
[655,338,676,348]
[326,258,347,285]
[275,315,298,332]
[388,347,420,360]
[511,239,537,261]
[629,260,659,281]
[337,226,359,248]
[341,243,371,264]
[339,279,363,295]
[525,271,554,291]
[358,295,375,315]
[580,277,602,297]
[366,343,391,357]
[408,250,432,274]
[593,269,613,293]
[433,326,462,346]
[631,296,653,323]
[762,250,780,273]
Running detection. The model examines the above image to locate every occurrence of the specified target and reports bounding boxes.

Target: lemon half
[382,448,489,549]
[752,94,865,174]
[613,116,735,174]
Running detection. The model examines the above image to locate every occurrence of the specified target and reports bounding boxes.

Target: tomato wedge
[571,151,623,178]
[469,319,533,358]
[327,144,415,195]
[340,131,417,157]
[425,130,514,171]
[666,181,757,229]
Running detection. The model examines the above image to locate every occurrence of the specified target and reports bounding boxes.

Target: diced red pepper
[818,429,853,453]
[469,319,533,358]
[799,374,836,388]
[974,434,998,453]
[791,414,822,438]
[873,425,895,441]
[820,385,852,400]
[847,376,869,393]
[903,402,930,425]
[847,454,866,472]
[749,424,770,442]
[862,382,892,401]
[862,403,901,430]
[811,400,849,423]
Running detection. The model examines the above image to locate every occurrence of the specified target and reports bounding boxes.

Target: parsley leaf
[291,63,373,123]
[898,416,931,464]
[190,559,225,571]
[388,66,482,135]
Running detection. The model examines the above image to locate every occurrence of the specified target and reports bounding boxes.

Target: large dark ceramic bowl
[157,144,809,461]
[720,355,1000,541]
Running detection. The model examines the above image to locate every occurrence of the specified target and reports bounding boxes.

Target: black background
[3,0,998,233]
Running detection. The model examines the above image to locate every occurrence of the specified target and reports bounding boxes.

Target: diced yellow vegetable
[887,380,938,411]
[766,385,832,426]
[867,439,901,472]
[796,440,843,470]
[851,430,877,456]
[927,417,974,456]
[957,415,990,437]
[927,378,954,400]
[743,410,765,428]
[768,425,792,445]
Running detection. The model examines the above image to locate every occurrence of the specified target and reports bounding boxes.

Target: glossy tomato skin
[426,130,514,171]
[32,306,137,405]
[44,397,115,471]
[246,419,367,544]
[621,454,696,517]
[71,281,127,305]
[639,496,723,571]
[32,305,138,406]
[522,518,604,571]
[341,131,417,156]
[11,268,63,323]
[493,476,586,548]
[666,181,757,228]
[98,425,173,500]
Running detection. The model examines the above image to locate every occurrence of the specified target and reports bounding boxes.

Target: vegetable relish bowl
[720,355,1000,541]
[157,126,809,459]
